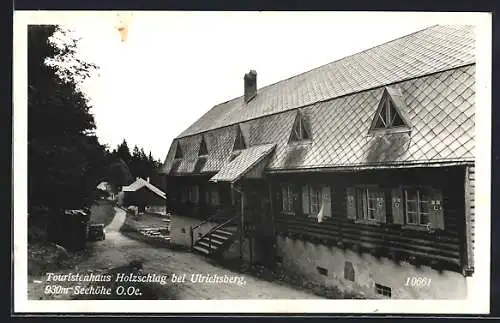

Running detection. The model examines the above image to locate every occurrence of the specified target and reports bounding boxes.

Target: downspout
[231,182,245,261]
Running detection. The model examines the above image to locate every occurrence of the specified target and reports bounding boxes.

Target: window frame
[302,184,322,217]
[188,185,199,204]
[198,137,208,157]
[368,90,411,136]
[281,184,295,215]
[289,111,312,143]
[205,186,220,207]
[350,185,385,225]
[402,186,434,230]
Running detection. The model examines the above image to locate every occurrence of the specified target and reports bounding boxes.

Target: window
[361,188,381,221]
[188,185,199,203]
[233,125,246,151]
[302,184,322,215]
[169,159,182,175]
[174,143,183,159]
[289,110,312,142]
[373,96,405,129]
[369,87,410,134]
[181,186,188,203]
[198,137,208,156]
[375,283,392,298]
[282,184,295,214]
[346,186,386,224]
[404,188,432,227]
[205,187,220,206]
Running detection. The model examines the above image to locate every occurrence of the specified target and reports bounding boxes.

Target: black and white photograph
[13,11,491,313]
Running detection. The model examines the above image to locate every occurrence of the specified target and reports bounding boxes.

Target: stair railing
[197,215,240,254]
[190,213,219,250]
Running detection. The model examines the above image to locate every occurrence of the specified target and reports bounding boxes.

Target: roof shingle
[161,25,475,174]
[209,144,276,183]
[177,25,475,138]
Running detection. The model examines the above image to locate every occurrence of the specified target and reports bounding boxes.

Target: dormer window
[233,125,246,151]
[369,86,411,134]
[198,136,208,156]
[174,142,183,159]
[289,109,312,143]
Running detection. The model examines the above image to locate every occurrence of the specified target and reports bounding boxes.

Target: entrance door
[243,180,275,266]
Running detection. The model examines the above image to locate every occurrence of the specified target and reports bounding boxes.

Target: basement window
[316,266,328,276]
[375,283,392,298]
[344,261,355,282]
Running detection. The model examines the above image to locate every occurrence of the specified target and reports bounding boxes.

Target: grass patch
[216,259,365,299]
[28,241,94,277]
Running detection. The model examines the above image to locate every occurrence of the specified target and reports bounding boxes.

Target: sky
[59,12,452,161]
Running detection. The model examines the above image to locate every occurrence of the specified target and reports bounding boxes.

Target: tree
[28,25,104,214]
[107,158,133,192]
[115,139,131,166]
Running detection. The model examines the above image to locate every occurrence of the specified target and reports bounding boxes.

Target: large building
[160,25,476,299]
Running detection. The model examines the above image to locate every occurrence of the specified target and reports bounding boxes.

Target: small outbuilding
[121,177,167,214]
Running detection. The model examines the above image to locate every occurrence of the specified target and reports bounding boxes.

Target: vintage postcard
[13,10,492,314]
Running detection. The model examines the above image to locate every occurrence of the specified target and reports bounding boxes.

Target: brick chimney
[244,70,257,103]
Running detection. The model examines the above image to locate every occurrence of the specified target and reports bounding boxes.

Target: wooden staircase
[190,215,239,257]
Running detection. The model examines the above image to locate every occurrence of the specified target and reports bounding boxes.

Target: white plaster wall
[276,236,467,299]
[169,214,219,247]
[222,236,250,261]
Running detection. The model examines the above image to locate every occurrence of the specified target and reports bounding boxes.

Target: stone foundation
[276,236,468,299]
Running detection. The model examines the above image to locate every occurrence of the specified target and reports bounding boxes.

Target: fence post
[209,233,212,255]
[189,227,194,250]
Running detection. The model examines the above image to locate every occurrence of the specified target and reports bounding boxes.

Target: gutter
[265,160,475,174]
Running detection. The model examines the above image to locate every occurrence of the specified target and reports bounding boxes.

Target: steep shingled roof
[162,25,476,175]
[177,25,475,139]
[122,177,166,199]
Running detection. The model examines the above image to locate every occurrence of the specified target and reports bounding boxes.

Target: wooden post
[268,181,275,237]
[209,233,212,255]
[240,190,245,261]
[189,226,194,250]
[463,165,474,276]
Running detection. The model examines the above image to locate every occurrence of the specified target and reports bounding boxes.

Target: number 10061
[405,277,431,288]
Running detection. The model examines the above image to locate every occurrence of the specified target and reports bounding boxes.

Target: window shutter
[391,188,404,225]
[346,187,357,220]
[181,187,187,203]
[276,186,283,213]
[281,187,286,211]
[215,190,220,206]
[195,186,199,203]
[292,184,301,215]
[429,189,445,230]
[321,185,332,220]
[376,190,387,223]
[302,185,310,215]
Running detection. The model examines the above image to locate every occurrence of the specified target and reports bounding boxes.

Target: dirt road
[67,207,323,299]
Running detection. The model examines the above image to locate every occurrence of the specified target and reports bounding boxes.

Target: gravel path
[31,207,323,300]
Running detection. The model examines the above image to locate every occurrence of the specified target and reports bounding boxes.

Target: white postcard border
[13,10,492,314]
